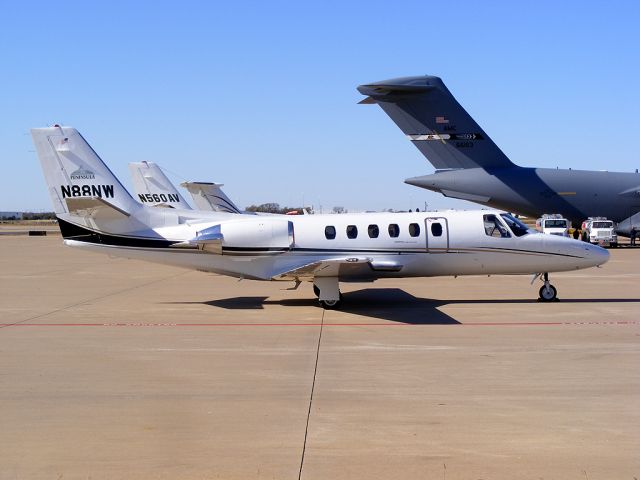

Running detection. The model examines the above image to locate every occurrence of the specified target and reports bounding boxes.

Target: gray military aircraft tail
[358,76,516,170]
[358,76,640,238]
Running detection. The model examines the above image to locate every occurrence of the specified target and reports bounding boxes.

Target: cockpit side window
[500,213,529,237]
[483,214,511,238]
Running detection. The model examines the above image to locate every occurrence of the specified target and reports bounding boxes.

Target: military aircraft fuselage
[406,167,640,233]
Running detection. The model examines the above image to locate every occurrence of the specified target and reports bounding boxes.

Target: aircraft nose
[582,243,610,267]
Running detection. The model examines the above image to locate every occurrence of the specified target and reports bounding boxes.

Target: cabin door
[425,217,449,253]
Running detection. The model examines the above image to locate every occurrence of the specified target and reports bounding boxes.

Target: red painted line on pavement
[0,321,638,328]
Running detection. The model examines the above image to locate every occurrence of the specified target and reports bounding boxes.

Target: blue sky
[1,0,638,212]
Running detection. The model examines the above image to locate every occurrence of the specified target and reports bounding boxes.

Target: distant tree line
[0,212,57,221]
[245,203,309,215]
[23,212,57,220]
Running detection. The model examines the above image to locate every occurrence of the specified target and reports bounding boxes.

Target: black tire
[319,299,341,309]
[313,284,320,297]
[538,284,558,302]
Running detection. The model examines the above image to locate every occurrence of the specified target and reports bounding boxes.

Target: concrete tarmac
[0,235,638,479]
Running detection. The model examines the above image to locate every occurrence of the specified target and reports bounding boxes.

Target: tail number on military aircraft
[61,184,114,198]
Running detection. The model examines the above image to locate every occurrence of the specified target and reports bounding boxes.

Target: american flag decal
[435,116,449,124]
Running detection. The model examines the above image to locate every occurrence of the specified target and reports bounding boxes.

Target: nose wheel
[537,273,558,302]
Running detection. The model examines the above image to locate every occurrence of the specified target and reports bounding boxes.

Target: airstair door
[425,217,449,253]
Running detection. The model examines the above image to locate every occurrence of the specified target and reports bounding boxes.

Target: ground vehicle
[535,215,570,237]
[582,218,618,247]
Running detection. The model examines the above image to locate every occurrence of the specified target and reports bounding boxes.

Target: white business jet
[32,126,609,308]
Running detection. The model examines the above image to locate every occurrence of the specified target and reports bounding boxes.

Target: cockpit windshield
[500,213,530,237]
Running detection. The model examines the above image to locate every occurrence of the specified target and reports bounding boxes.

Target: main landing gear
[536,272,558,302]
[313,277,342,309]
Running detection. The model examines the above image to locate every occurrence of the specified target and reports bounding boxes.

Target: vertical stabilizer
[129,161,192,209]
[358,76,516,170]
[180,181,243,214]
[31,126,139,215]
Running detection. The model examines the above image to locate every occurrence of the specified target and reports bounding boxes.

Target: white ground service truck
[582,218,618,247]
[535,214,570,237]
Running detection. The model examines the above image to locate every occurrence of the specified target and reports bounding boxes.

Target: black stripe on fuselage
[56,219,586,259]
[58,218,178,248]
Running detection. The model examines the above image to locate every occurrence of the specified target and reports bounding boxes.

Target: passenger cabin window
[325,226,336,240]
[431,223,443,237]
[409,223,420,237]
[500,213,529,237]
[483,214,511,238]
[388,224,400,238]
[346,225,358,239]
[368,224,379,238]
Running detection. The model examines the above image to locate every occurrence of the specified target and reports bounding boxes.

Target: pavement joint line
[0,271,190,330]
[298,308,324,480]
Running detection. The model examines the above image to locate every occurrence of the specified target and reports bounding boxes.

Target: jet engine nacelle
[194,219,294,254]
[222,219,294,250]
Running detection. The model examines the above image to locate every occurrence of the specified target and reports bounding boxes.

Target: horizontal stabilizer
[65,196,130,220]
[357,77,438,97]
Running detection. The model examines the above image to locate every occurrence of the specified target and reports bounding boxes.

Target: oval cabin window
[325,226,336,240]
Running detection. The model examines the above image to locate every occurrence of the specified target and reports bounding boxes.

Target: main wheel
[313,284,320,297]
[319,299,341,309]
[538,284,557,302]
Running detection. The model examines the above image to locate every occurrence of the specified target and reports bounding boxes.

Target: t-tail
[129,161,193,209]
[358,76,516,170]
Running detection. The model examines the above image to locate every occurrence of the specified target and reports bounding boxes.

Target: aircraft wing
[272,256,403,281]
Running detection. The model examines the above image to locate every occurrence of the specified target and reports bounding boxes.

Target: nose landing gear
[536,272,558,302]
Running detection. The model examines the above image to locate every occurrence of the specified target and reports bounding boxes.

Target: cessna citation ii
[32,126,609,308]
